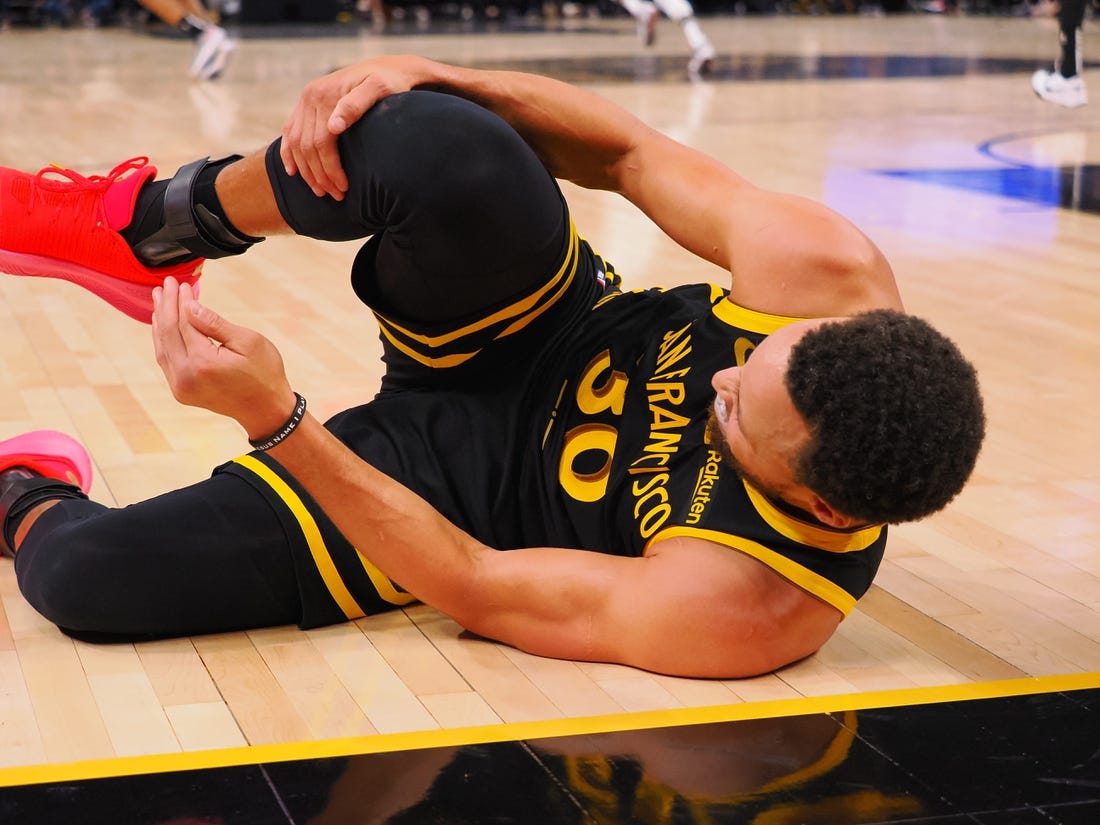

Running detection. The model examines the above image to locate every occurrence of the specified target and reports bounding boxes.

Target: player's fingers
[315,135,348,200]
[280,98,307,176]
[295,112,337,199]
[176,283,223,355]
[182,286,249,357]
[329,83,381,136]
[151,277,189,379]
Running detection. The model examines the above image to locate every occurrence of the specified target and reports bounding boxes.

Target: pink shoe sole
[0,430,93,493]
[0,249,202,324]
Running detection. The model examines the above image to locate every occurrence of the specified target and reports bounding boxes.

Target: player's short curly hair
[785,310,985,525]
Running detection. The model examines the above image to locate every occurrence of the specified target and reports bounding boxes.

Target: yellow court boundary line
[2,671,1098,789]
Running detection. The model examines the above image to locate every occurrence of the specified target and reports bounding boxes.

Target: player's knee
[345,89,506,157]
[16,542,92,630]
[340,90,546,207]
[14,507,123,632]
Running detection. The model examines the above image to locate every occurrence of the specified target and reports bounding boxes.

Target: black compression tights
[265,90,570,324]
[14,474,302,640]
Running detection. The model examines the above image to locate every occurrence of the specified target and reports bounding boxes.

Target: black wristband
[249,393,307,451]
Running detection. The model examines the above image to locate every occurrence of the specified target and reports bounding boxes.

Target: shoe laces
[28,156,150,210]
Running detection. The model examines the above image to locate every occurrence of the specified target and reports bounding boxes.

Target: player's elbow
[755,614,840,675]
[815,213,901,312]
[762,596,844,672]
[695,596,844,679]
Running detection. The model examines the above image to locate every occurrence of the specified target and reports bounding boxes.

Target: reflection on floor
[2,682,1097,824]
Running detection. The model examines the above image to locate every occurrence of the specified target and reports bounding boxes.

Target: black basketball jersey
[224,247,886,625]
[530,283,887,617]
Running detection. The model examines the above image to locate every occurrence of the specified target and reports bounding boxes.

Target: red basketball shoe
[0,430,92,557]
[0,430,92,493]
[0,157,203,323]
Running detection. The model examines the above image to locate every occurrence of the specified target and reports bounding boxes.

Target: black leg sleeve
[1058,0,1087,77]
[265,90,570,324]
[13,473,301,641]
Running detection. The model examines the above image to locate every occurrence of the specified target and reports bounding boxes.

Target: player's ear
[807,495,862,529]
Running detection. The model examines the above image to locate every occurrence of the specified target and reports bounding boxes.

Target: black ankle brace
[0,473,88,557]
[130,155,264,266]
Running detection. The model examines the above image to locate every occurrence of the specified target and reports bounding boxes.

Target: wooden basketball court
[0,10,1098,779]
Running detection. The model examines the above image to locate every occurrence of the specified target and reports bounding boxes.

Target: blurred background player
[1031,0,1087,107]
[614,0,716,77]
[137,0,235,80]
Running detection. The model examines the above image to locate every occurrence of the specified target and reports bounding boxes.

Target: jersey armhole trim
[647,525,858,615]
[741,479,885,553]
[712,294,812,335]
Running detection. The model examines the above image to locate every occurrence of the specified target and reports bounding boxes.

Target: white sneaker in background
[1031,69,1088,108]
[688,43,716,79]
[189,25,235,81]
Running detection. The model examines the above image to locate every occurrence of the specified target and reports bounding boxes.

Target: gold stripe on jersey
[648,525,858,615]
[384,223,579,347]
[359,558,417,606]
[373,327,479,370]
[741,479,884,553]
[372,222,582,368]
[233,455,366,621]
[712,295,811,334]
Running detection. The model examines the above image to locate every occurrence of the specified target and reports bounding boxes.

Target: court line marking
[3,670,1098,788]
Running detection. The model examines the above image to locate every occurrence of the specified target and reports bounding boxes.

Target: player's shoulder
[726,193,904,318]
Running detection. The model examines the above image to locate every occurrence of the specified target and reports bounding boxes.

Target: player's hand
[280,54,436,201]
[151,277,297,443]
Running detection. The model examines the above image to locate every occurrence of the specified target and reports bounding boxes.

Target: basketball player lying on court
[0,55,984,679]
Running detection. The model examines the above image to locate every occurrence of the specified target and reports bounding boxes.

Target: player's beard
[704,408,781,502]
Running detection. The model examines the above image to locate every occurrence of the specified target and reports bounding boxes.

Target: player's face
[707,319,831,511]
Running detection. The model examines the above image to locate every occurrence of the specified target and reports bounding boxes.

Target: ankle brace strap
[0,476,88,557]
[133,155,259,265]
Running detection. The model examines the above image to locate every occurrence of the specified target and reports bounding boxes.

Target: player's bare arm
[274,419,838,679]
